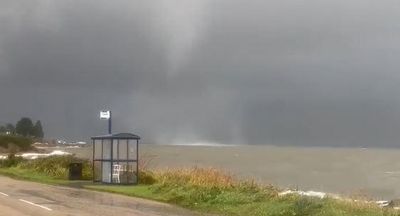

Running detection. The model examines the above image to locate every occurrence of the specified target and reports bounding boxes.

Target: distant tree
[0,126,6,134]
[5,123,15,134]
[32,121,44,138]
[16,118,34,137]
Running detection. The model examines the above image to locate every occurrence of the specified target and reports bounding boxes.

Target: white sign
[100,110,111,120]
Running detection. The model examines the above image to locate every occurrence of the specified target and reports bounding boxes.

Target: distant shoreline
[143,143,400,150]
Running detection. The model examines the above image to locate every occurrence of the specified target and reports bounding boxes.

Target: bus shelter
[91,133,140,184]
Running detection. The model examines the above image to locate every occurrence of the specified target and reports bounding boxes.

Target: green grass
[83,184,399,216]
[84,185,162,200]
[0,161,399,216]
[0,167,69,185]
[84,168,400,216]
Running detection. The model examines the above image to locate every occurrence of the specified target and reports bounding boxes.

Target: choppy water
[61,144,400,200]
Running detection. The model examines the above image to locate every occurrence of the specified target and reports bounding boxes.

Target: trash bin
[69,163,82,180]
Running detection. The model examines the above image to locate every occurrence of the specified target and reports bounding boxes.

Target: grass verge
[84,168,400,216]
[0,167,70,185]
[0,157,399,216]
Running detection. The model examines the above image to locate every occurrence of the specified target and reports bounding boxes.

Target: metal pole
[108,111,112,134]
[136,140,139,185]
[111,138,113,184]
[92,139,95,182]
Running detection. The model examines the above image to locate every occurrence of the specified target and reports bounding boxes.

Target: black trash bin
[69,163,82,180]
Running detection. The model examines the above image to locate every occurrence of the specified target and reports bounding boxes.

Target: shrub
[0,154,25,168]
[153,167,236,189]
[292,197,324,216]
[139,170,156,185]
[145,167,279,208]
[18,155,93,180]
[0,135,33,152]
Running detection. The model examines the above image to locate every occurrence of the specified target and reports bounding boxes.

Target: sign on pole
[100,110,112,134]
[100,110,111,120]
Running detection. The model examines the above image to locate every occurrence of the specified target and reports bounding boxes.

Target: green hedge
[0,135,32,152]
[18,155,93,180]
[0,155,92,180]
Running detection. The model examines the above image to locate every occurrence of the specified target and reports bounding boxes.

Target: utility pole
[100,110,112,134]
[108,111,112,134]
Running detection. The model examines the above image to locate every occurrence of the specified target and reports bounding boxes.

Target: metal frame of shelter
[91,133,141,185]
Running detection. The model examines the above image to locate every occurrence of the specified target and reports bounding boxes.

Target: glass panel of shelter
[102,139,111,160]
[127,162,137,184]
[112,139,118,160]
[118,140,127,160]
[128,140,137,160]
[94,140,102,160]
[111,161,126,183]
[110,162,137,184]
[93,161,101,182]
[111,139,130,161]
[102,161,111,183]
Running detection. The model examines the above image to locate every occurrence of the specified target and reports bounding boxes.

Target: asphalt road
[0,176,200,216]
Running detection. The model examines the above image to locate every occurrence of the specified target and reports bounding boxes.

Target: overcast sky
[1,0,400,146]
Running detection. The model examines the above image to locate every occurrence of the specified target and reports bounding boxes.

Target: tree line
[0,118,44,139]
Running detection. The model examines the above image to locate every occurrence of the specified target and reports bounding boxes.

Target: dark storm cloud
[1,0,400,146]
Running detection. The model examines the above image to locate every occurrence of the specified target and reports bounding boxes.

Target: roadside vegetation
[0,155,92,181]
[0,155,399,216]
[0,135,33,152]
[88,168,400,216]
